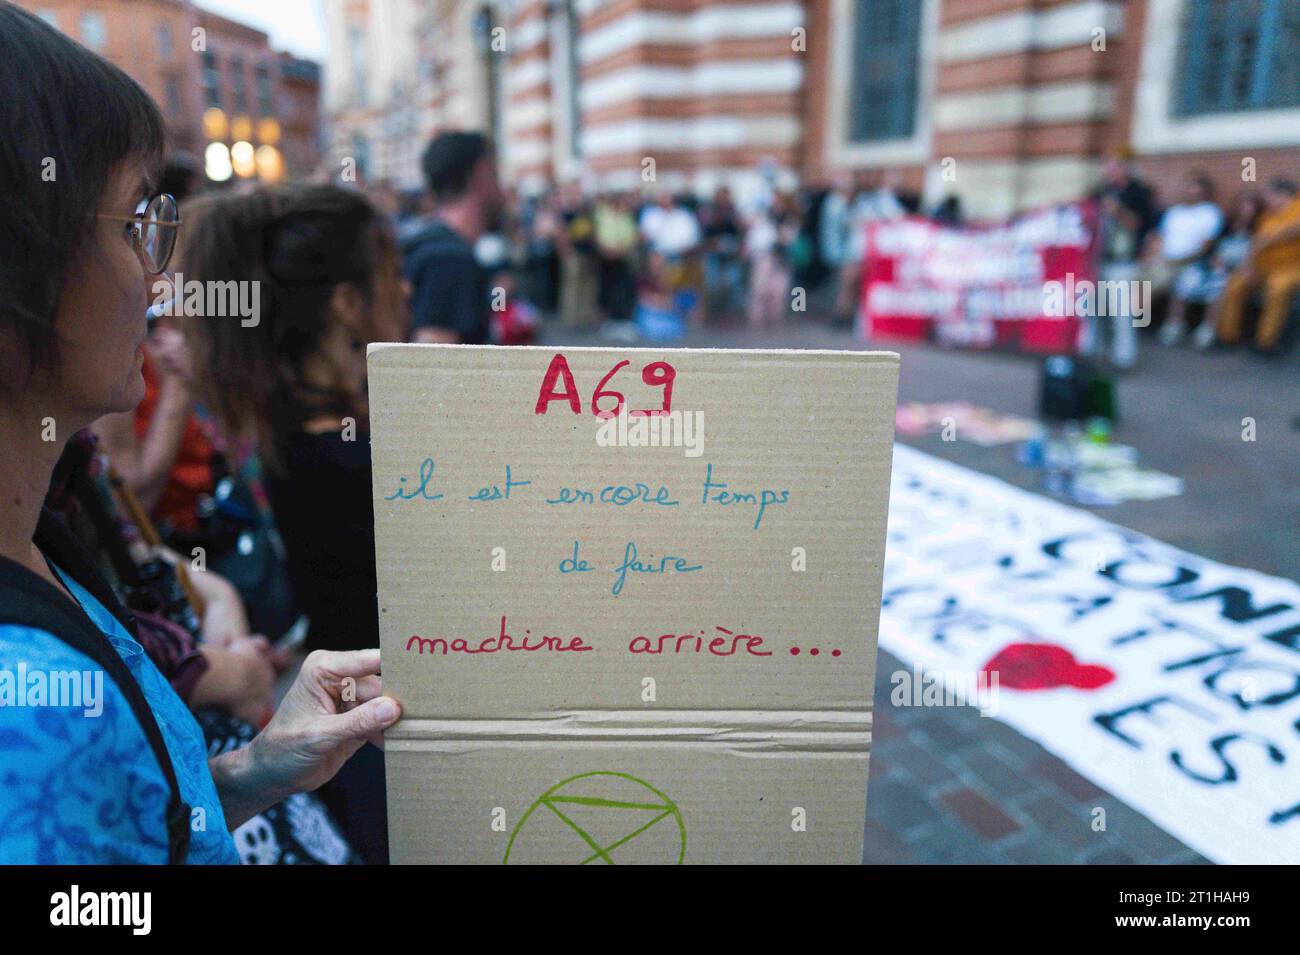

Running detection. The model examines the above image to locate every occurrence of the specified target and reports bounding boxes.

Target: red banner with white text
[858,201,1098,354]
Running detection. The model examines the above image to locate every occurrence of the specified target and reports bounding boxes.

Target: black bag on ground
[1038,355,1117,422]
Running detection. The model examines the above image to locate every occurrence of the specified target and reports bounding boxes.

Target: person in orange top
[1207,178,1300,352]
[93,316,214,538]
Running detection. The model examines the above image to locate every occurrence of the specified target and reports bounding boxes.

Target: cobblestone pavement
[539,312,1298,864]
[864,648,1210,864]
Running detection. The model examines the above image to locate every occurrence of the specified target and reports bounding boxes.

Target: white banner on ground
[881,445,1300,864]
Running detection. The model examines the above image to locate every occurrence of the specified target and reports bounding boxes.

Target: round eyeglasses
[99,193,180,274]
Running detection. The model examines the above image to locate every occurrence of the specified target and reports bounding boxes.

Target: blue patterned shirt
[0,566,239,863]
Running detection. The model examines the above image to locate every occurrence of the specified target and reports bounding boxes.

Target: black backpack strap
[0,510,192,863]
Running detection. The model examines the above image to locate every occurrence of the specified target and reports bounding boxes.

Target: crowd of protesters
[1087,153,1300,368]
[377,148,1299,369]
[1,0,1296,869]
[377,162,939,343]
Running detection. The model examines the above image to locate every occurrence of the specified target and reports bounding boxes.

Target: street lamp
[204,141,233,181]
[231,140,256,178]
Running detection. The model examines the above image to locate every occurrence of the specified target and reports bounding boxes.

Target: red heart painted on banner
[982,641,1116,691]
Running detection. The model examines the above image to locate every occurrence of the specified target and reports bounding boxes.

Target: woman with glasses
[89,192,204,537]
[0,2,400,863]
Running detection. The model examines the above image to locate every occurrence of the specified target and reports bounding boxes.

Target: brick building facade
[17,0,323,182]
[325,0,1299,219]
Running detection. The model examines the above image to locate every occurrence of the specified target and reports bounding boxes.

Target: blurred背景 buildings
[323,0,1299,219]
[17,0,322,183]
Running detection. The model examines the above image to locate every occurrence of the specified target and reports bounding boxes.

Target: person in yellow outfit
[1205,179,1300,352]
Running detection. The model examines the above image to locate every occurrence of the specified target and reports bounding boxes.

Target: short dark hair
[0,1,165,375]
[420,131,493,202]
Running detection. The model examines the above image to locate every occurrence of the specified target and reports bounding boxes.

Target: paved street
[538,312,1299,864]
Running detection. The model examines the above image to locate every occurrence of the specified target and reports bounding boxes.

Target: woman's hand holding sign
[211,649,400,828]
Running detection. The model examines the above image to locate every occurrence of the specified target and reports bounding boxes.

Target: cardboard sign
[367,344,899,864]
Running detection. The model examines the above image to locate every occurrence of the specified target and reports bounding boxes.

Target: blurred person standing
[557,181,600,328]
[841,170,906,325]
[594,192,638,324]
[402,131,503,344]
[850,170,905,242]
[745,192,800,328]
[1084,154,1158,369]
[639,190,703,320]
[700,186,744,316]
[523,188,563,312]
[819,172,857,325]
[1201,178,1300,354]
[640,189,703,262]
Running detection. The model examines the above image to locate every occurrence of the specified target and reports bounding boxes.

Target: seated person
[1161,189,1267,346]
[1203,178,1300,353]
[1145,173,1222,344]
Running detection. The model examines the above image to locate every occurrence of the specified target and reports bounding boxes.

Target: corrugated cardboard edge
[369,341,902,366]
